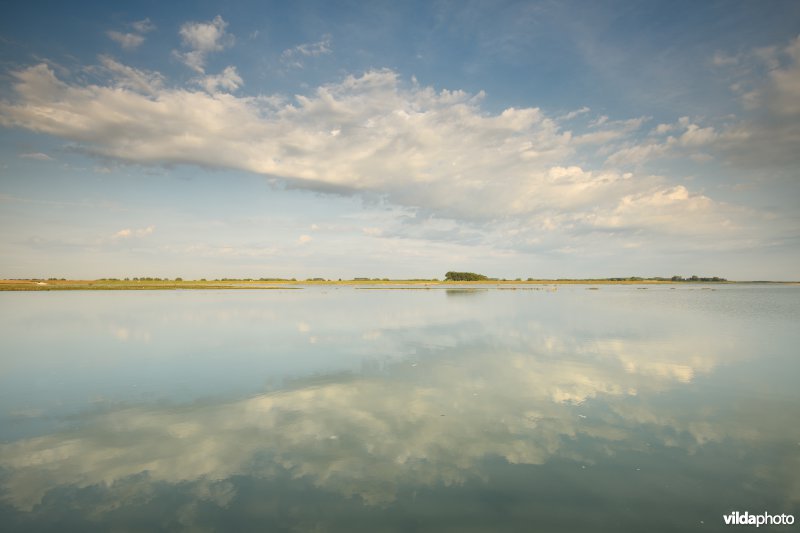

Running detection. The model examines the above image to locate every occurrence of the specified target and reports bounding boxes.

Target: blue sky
[1,0,799,280]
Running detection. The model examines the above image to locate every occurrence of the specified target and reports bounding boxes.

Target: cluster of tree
[101,277,187,281]
[444,271,489,281]
[213,277,296,281]
[603,276,727,282]
[670,275,727,282]
[43,274,730,284]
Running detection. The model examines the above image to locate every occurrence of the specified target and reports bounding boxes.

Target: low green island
[0,272,777,291]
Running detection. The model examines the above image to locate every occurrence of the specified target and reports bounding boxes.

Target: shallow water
[0,285,798,531]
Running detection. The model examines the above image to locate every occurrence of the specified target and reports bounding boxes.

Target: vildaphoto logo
[723,511,795,527]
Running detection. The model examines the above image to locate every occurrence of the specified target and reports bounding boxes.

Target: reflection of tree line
[445,288,488,296]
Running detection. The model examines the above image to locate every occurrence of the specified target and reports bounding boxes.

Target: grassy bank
[0,278,742,291]
[0,279,300,291]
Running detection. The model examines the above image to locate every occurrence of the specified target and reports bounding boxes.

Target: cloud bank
[2,31,798,263]
[0,63,751,247]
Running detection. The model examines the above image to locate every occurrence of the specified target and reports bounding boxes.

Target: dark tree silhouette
[445,271,488,281]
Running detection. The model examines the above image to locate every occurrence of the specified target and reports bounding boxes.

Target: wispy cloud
[112,226,155,240]
[281,34,332,68]
[96,55,164,94]
[106,18,155,51]
[19,152,52,161]
[559,106,590,120]
[131,18,155,34]
[197,65,242,93]
[609,35,800,171]
[107,31,145,50]
[174,15,234,73]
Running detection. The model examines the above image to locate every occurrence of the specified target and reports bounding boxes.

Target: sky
[0,0,799,280]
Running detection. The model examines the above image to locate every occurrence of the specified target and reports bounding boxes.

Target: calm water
[0,285,798,532]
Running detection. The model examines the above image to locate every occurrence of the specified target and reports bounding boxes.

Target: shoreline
[0,279,793,291]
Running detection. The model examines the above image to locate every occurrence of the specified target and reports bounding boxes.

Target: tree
[445,271,488,281]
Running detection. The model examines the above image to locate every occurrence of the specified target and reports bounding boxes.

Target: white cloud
[179,15,231,52]
[281,34,332,68]
[294,34,332,56]
[766,35,800,116]
[653,123,674,134]
[298,234,312,244]
[559,106,590,120]
[678,123,718,146]
[97,55,164,95]
[589,114,608,127]
[711,51,738,67]
[131,18,155,34]
[19,152,52,161]
[0,59,767,253]
[107,18,155,50]
[175,15,234,73]
[606,120,716,165]
[198,66,242,93]
[606,142,670,166]
[107,31,145,50]
[710,35,800,119]
[572,117,646,146]
[702,35,800,168]
[362,227,383,236]
[112,225,155,239]
[587,186,737,238]
[573,129,623,145]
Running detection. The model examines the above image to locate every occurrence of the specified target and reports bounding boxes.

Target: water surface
[1,285,798,531]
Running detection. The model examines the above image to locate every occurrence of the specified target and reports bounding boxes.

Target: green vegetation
[0,274,748,291]
[0,279,303,291]
[444,271,489,281]
[670,275,727,282]
[603,275,726,282]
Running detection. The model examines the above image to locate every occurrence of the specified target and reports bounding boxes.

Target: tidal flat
[0,284,798,531]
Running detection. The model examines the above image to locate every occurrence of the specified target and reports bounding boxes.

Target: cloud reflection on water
[1,287,798,524]
[0,327,780,512]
